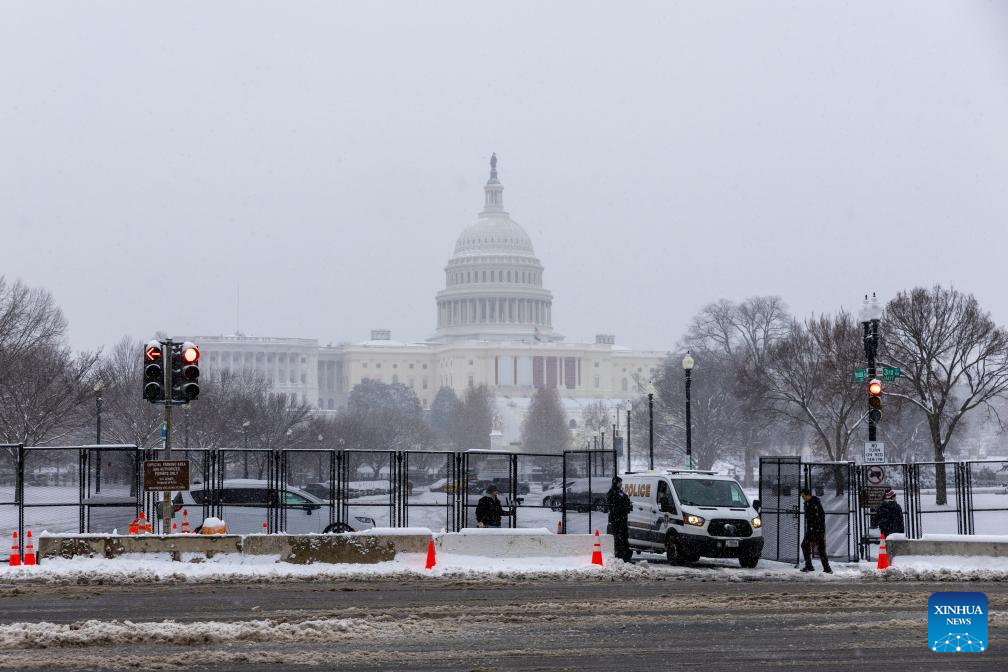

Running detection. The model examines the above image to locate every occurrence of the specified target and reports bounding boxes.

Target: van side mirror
[753,499,761,513]
[659,499,676,514]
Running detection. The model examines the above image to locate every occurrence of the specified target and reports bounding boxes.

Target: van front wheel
[665,535,684,565]
[739,553,760,569]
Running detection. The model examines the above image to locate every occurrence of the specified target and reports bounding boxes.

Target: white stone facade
[183,155,666,418]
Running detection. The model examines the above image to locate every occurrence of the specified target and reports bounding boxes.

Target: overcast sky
[2,1,1007,353]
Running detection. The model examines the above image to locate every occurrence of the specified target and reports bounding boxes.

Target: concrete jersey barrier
[886,533,1008,560]
[436,528,614,558]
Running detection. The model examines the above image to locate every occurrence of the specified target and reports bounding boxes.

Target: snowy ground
[3,550,1006,586]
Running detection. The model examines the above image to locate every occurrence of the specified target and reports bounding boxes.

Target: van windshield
[671,479,749,508]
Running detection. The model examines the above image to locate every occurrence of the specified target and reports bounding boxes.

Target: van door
[626,478,662,549]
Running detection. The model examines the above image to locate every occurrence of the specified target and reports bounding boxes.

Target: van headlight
[683,513,705,527]
[752,517,762,529]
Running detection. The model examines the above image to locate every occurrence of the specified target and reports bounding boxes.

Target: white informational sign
[864,441,886,464]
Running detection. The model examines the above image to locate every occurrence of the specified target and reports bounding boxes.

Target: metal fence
[759,456,1008,562]
[2,444,616,560]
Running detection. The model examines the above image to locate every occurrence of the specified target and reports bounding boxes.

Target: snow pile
[0,617,373,649]
[865,554,1008,582]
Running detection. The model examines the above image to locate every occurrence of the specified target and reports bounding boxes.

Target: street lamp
[624,399,632,473]
[242,419,251,478]
[94,380,103,493]
[646,382,656,470]
[682,352,695,470]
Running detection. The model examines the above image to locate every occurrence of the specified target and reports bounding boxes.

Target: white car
[171,479,328,534]
[623,470,763,568]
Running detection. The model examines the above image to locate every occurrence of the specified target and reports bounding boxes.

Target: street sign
[143,460,190,491]
[865,464,886,485]
[853,368,868,383]
[859,485,886,510]
[864,441,885,463]
[882,366,901,382]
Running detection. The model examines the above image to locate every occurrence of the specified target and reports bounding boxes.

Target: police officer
[607,476,633,562]
[799,487,831,573]
[476,484,503,528]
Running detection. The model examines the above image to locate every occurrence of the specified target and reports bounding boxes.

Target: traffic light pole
[863,320,879,442]
[162,339,174,534]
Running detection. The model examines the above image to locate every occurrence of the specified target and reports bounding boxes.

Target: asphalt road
[0,576,1003,671]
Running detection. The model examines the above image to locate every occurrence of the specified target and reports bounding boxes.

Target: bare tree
[682,296,790,484]
[883,286,1008,504]
[746,313,865,492]
[652,351,746,471]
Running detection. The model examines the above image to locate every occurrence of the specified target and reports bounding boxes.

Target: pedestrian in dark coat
[476,484,503,528]
[607,477,633,562]
[876,489,904,538]
[800,488,831,573]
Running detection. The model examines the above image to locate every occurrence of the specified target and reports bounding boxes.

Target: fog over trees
[2,276,1007,485]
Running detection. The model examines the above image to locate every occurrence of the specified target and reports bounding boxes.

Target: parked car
[541,477,610,512]
[171,479,327,534]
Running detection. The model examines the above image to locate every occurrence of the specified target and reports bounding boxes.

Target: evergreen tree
[521,386,570,453]
[428,386,460,449]
[452,385,494,450]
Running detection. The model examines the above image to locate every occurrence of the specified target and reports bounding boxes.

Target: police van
[623,470,763,568]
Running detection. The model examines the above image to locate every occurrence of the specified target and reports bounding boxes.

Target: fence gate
[804,462,858,562]
[758,456,801,565]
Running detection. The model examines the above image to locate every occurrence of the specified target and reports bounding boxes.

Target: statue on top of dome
[489,152,498,179]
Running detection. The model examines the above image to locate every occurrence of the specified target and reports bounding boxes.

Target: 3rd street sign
[853,367,902,383]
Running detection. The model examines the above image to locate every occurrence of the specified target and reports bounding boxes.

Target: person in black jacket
[476,484,503,528]
[606,477,633,562]
[876,489,904,538]
[800,488,831,573]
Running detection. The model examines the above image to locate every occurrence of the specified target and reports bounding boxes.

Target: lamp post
[646,382,655,470]
[682,352,695,469]
[241,419,251,478]
[94,380,103,493]
[625,400,632,473]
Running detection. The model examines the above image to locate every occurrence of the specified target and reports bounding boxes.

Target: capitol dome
[432,154,560,343]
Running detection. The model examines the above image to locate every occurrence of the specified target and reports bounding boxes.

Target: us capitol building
[185,155,666,441]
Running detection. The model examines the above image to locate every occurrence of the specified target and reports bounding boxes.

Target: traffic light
[143,340,164,402]
[867,378,882,422]
[179,341,200,401]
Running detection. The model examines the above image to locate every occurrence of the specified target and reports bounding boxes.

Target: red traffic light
[867,379,882,396]
[181,342,200,364]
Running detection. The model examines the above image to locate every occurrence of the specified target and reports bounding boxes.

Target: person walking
[606,476,633,562]
[800,488,831,573]
[476,484,503,528]
[876,489,905,538]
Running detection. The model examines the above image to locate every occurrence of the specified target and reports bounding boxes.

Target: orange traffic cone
[425,538,437,570]
[877,534,889,570]
[556,519,564,535]
[8,532,20,566]
[591,530,603,566]
[171,522,178,534]
[128,516,139,535]
[181,509,191,534]
[138,512,152,534]
[23,530,36,566]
